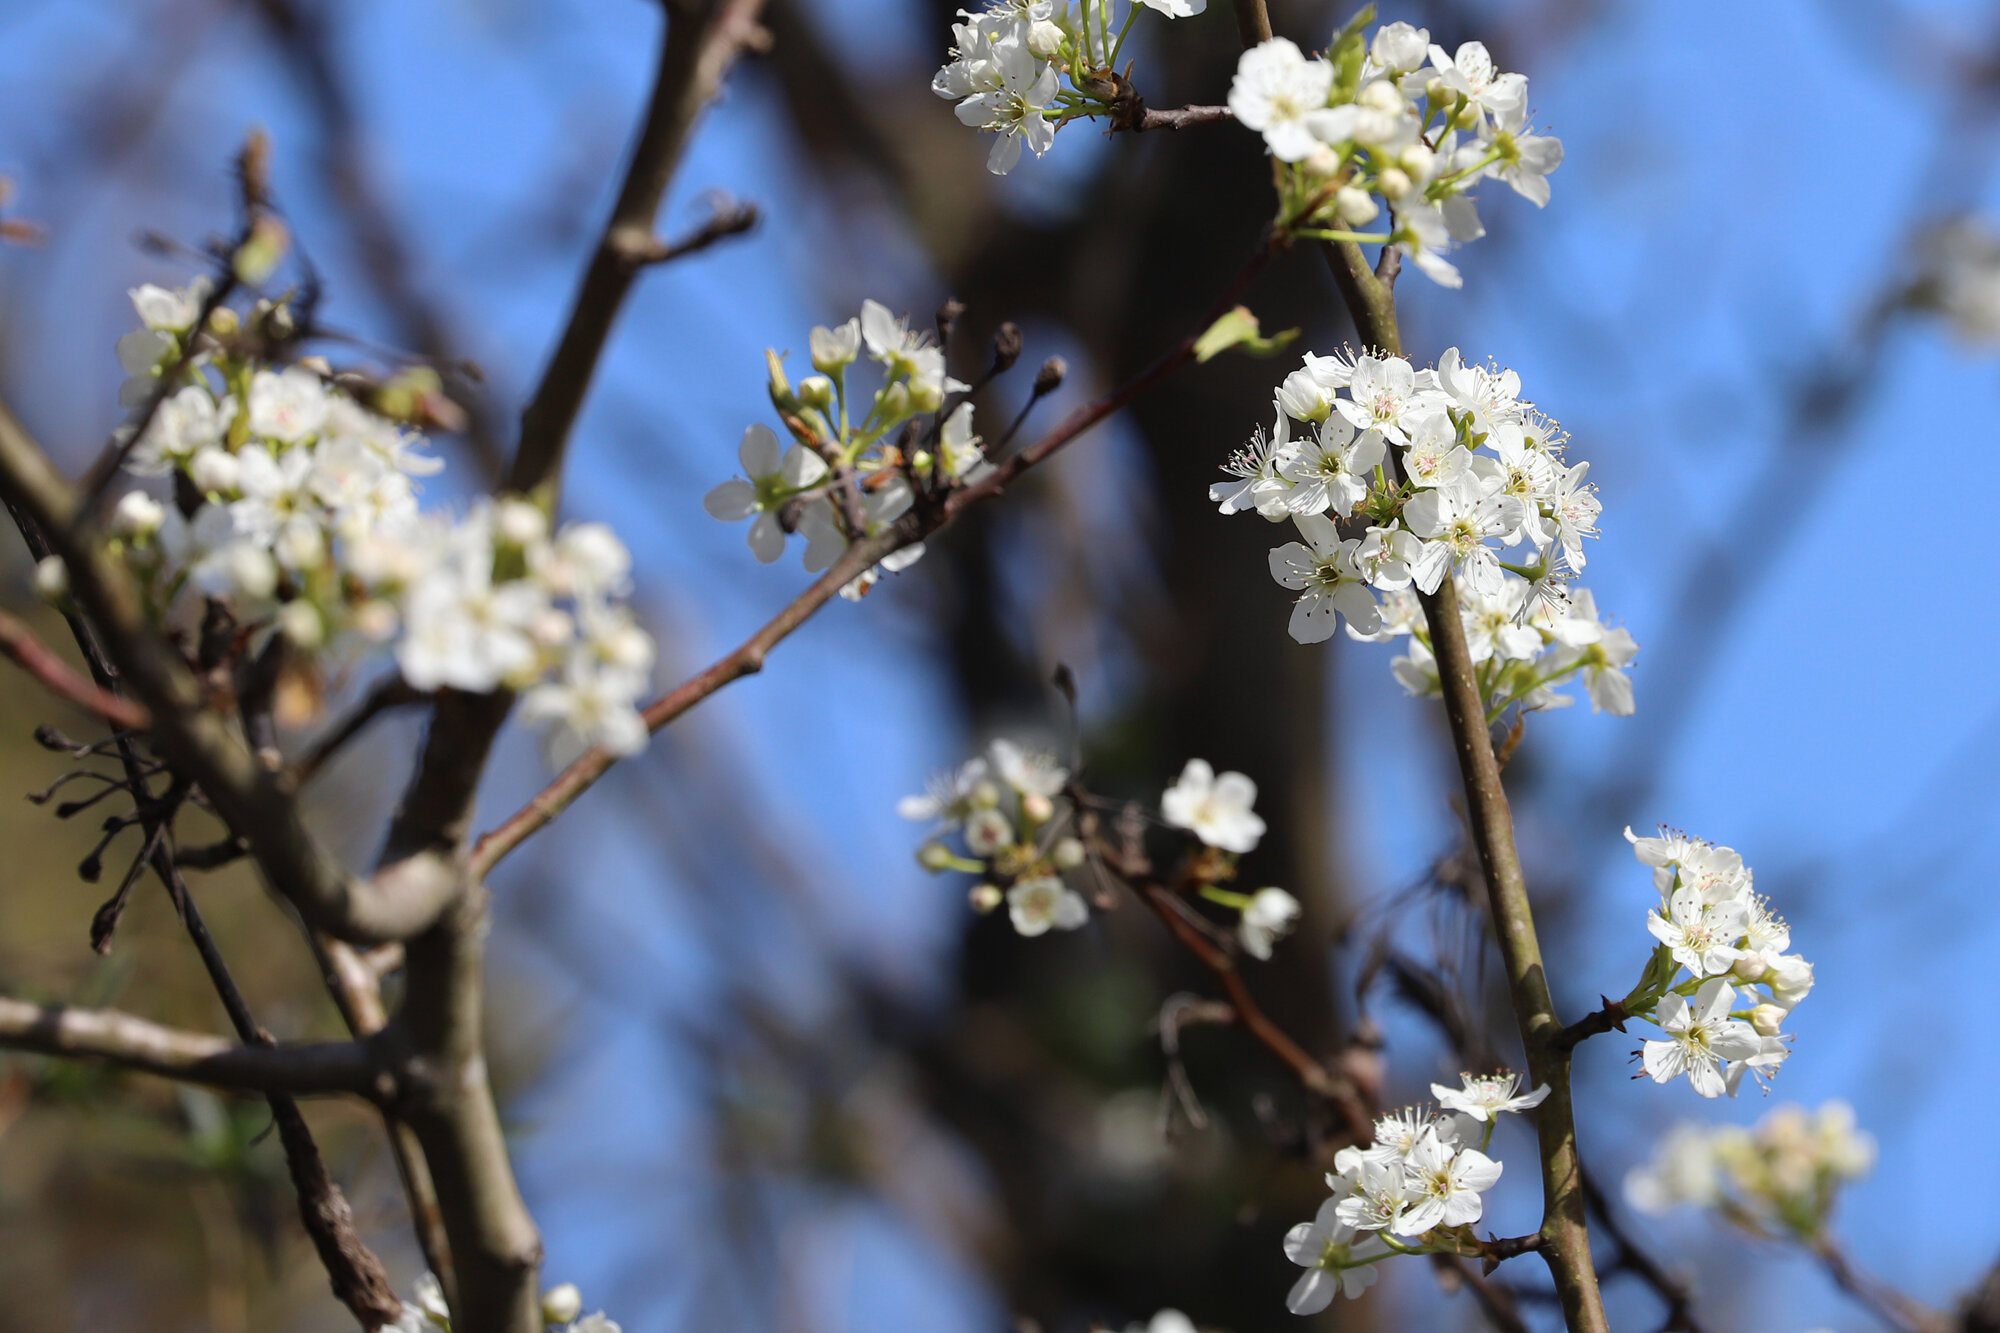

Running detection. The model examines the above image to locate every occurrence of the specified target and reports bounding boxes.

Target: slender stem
[1321,239,1609,1333]
[1815,1239,1948,1333]
[0,996,380,1095]
[0,606,151,729]
[1231,0,1272,45]
[471,231,1285,878]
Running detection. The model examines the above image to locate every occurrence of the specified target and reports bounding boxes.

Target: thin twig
[607,197,760,267]
[1134,104,1233,131]
[470,230,1286,878]
[0,606,151,729]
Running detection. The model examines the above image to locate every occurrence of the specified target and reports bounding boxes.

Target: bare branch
[0,606,151,729]
[1133,104,1233,131]
[607,196,760,267]
[0,995,382,1096]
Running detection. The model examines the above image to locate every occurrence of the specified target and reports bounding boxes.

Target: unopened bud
[233,214,290,286]
[1033,357,1067,397]
[909,378,944,414]
[1400,143,1436,183]
[1377,167,1413,200]
[496,497,549,547]
[877,382,913,421]
[766,348,799,413]
[111,490,164,539]
[1335,185,1379,226]
[276,599,323,650]
[33,555,68,603]
[1424,77,1450,106]
[1302,145,1342,178]
[970,779,1002,808]
[190,446,241,495]
[1730,954,1769,984]
[810,320,860,372]
[1358,80,1403,114]
[1021,791,1055,824]
[1027,18,1064,59]
[1052,837,1086,870]
[206,306,240,338]
[969,884,1004,914]
[917,841,956,873]
[541,1284,583,1326]
[990,321,1023,374]
[1750,1003,1786,1037]
[798,374,834,412]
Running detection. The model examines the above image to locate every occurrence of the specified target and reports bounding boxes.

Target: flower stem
[1321,236,1609,1333]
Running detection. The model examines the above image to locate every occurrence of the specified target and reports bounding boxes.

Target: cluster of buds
[707,300,1018,600]
[900,747,1304,956]
[933,0,1208,175]
[1283,1073,1548,1313]
[899,738,1089,935]
[1615,829,1813,1099]
[392,1274,619,1332]
[1230,12,1562,285]
[1625,1101,1875,1243]
[72,280,656,766]
[1212,346,1635,717]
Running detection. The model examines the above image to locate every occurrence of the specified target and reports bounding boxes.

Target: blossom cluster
[1230,19,1561,286]
[933,0,1207,175]
[1212,347,1634,716]
[898,745,1302,956]
[87,281,656,767]
[1620,829,1813,1099]
[706,300,983,599]
[1625,1101,1874,1241]
[391,1274,619,1332]
[1283,1074,1546,1314]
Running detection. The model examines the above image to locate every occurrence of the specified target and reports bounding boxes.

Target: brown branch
[1579,1173,1709,1333]
[0,604,150,729]
[284,675,426,791]
[0,996,381,1096]
[607,196,760,267]
[1135,104,1233,131]
[471,229,1286,878]
[1231,0,1272,45]
[1323,239,1609,1333]
[1551,996,1628,1053]
[1817,1239,1950,1333]
[1432,1253,1533,1333]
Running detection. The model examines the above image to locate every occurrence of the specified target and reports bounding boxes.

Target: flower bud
[1750,1003,1786,1037]
[1335,185,1380,226]
[798,375,835,413]
[1400,143,1436,183]
[1052,837,1086,870]
[1020,791,1054,825]
[33,554,68,603]
[206,305,240,338]
[990,321,1023,374]
[965,808,1014,857]
[877,382,913,422]
[968,883,1004,914]
[541,1283,584,1326]
[1424,77,1450,106]
[277,599,324,650]
[1358,79,1404,114]
[111,490,165,539]
[766,348,799,413]
[1027,18,1064,59]
[1302,145,1343,178]
[528,607,576,649]
[189,446,241,495]
[917,841,956,873]
[1377,167,1413,200]
[1033,357,1067,397]
[224,544,279,600]
[970,779,1002,808]
[908,378,944,414]
[353,600,398,641]
[1730,953,1768,984]
[496,497,549,548]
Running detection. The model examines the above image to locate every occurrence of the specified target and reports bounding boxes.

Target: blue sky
[4,1,1999,1330]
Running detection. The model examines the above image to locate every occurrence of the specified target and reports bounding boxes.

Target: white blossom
[1007,874,1088,936]
[1431,1071,1550,1122]
[1238,887,1300,960]
[1161,758,1265,853]
[1642,978,1762,1099]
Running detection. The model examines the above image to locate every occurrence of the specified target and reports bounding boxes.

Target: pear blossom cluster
[1284,1077,1546,1315]
[706,300,982,599]
[88,281,656,767]
[900,747,1301,955]
[1230,19,1561,286]
[1617,829,1813,1099]
[1212,346,1635,716]
[391,1274,619,1332]
[1625,1101,1874,1242]
[933,0,1207,175]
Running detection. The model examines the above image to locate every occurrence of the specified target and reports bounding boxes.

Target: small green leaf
[1194,306,1302,363]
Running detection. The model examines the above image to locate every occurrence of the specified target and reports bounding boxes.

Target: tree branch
[0,604,151,729]
[1322,239,1609,1333]
[606,196,760,267]
[471,229,1285,878]
[0,996,381,1096]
